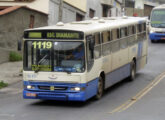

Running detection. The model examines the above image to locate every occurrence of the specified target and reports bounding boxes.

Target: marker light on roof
[56,22,64,26]
[99,19,105,23]
[93,17,99,20]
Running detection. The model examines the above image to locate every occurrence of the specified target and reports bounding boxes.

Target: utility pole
[58,0,63,22]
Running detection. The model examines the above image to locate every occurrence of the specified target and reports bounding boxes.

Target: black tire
[95,76,104,100]
[128,61,136,81]
[151,40,156,43]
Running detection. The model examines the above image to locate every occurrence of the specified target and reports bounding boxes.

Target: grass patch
[9,51,22,62]
[0,81,8,89]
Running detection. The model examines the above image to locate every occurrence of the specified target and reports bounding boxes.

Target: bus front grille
[38,86,68,91]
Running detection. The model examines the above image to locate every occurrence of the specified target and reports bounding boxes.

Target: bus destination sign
[24,30,84,40]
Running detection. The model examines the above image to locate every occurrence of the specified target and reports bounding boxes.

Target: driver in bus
[67,45,84,60]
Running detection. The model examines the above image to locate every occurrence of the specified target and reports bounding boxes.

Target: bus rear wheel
[128,61,136,81]
[95,76,104,100]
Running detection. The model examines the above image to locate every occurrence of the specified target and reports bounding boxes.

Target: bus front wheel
[95,76,104,100]
[151,40,156,43]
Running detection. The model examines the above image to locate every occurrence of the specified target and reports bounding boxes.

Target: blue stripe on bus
[23,78,98,101]
[105,63,130,89]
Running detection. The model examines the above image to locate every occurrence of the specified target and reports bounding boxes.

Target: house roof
[0,5,48,16]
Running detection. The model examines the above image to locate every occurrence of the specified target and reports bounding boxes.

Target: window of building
[89,9,95,18]
[76,13,84,21]
[102,5,109,17]
[29,15,35,28]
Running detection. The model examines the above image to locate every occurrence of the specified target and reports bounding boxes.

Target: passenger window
[86,36,94,71]
[143,23,146,31]
[111,29,120,40]
[137,24,142,33]
[120,27,127,38]
[102,31,111,43]
[94,33,101,45]
[128,26,135,35]
[120,39,128,49]
[112,41,120,52]
[94,33,101,59]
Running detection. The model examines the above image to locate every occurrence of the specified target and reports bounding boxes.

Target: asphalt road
[1,40,165,120]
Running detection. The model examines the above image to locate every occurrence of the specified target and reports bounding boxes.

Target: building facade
[0,6,48,63]
[0,0,49,13]
[125,0,160,17]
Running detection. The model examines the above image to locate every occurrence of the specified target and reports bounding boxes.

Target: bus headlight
[26,85,35,89]
[71,87,85,91]
[150,30,154,33]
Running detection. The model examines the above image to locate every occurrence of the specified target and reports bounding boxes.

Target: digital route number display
[24,30,84,40]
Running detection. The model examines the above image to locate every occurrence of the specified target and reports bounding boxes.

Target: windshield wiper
[35,55,48,73]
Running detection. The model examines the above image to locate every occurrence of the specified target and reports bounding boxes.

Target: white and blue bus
[23,17,148,101]
[149,4,165,43]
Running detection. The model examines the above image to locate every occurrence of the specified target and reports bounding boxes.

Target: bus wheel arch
[95,71,105,100]
[129,58,136,81]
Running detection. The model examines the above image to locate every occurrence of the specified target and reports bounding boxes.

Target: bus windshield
[24,41,85,73]
[151,9,165,28]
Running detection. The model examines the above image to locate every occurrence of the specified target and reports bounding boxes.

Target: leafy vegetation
[0,81,8,89]
[9,51,22,62]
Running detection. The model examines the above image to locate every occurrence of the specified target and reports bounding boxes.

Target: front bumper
[149,33,165,41]
[23,90,86,101]
[23,79,98,101]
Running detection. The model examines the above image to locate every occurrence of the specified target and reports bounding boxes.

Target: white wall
[0,0,49,14]
[135,0,144,9]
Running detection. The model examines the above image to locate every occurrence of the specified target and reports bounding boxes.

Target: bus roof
[25,17,146,34]
[153,4,165,10]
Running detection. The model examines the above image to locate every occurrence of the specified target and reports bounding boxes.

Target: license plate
[26,93,37,97]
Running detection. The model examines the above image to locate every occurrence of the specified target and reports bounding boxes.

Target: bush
[9,51,22,62]
[0,81,8,89]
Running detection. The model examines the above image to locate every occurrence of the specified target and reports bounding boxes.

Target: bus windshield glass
[151,9,165,28]
[24,41,85,73]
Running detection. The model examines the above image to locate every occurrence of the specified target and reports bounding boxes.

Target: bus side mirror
[18,40,22,51]
[89,39,95,50]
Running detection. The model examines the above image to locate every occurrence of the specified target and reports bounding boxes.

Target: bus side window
[102,31,111,43]
[102,31,111,56]
[143,23,146,31]
[120,27,127,38]
[112,29,119,40]
[112,40,120,52]
[137,23,142,33]
[86,35,94,71]
[133,25,136,34]
[128,26,134,35]
[120,27,128,49]
[94,33,101,59]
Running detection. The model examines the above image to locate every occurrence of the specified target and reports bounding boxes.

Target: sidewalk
[0,61,22,85]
